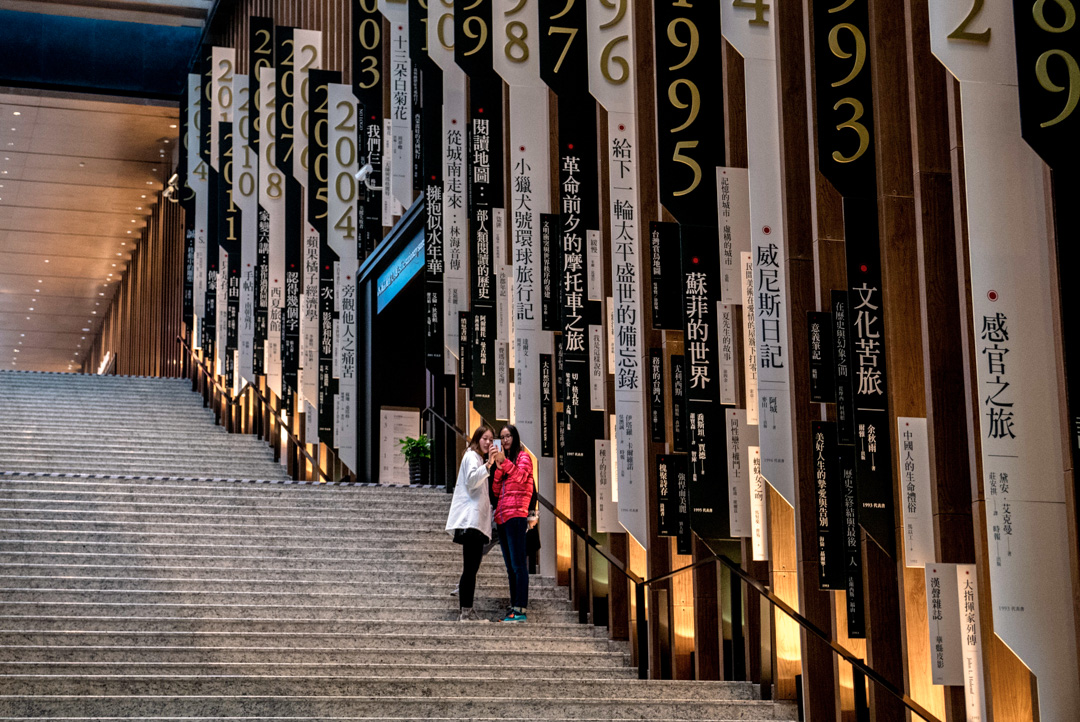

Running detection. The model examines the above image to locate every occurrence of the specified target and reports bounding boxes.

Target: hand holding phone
[493,439,502,453]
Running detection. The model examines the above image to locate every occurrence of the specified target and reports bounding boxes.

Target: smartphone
[493,439,502,453]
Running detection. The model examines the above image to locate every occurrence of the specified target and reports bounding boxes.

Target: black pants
[498,516,529,609]
[459,533,485,608]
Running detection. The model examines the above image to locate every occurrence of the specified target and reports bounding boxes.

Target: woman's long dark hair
[501,424,522,464]
[468,424,494,455]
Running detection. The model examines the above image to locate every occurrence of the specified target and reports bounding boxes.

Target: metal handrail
[176,336,331,483]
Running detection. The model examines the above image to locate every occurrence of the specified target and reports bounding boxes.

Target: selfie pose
[444,425,494,622]
[490,424,537,623]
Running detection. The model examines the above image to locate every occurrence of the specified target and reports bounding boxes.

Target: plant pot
[408,458,429,486]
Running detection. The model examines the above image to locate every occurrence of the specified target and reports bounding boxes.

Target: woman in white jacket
[445,424,495,621]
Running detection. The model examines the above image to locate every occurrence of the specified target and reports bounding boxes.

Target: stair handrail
[176,336,331,483]
[424,405,943,719]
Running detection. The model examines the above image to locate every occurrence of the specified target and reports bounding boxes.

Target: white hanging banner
[742,252,759,425]
[382,0,413,212]
[589,325,605,412]
[928,3,1078,717]
[588,0,648,548]
[897,417,934,568]
[720,4,795,504]
[327,83,360,471]
[188,74,209,326]
[259,68,285,399]
[210,47,235,172]
[595,439,620,532]
[749,446,769,561]
[496,341,510,421]
[956,564,986,722]
[719,303,736,405]
[924,563,964,686]
[234,81,259,385]
[726,408,758,538]
[716,167,751,304]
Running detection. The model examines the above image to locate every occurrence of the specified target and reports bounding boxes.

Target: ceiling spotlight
[12,112,20,116]
[43,259,49,263]
[79,162,86,167]
[82,328,90,332]
[169,124,177,129]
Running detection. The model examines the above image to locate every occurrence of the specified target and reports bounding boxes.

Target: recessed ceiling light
[136,207,142,210]
[34,289,39,292]
[140,194,146,198]
[20,334,24,338]
[99,292,104,296]
[127,231,132,234]
[116,253,121,256]
[12,112,20,116]
[146,181,152,185]
[91,312,96,315]
[79,162,85,167]
[28,307,33,311]
[43,259,49,263]
[169,124,177,128]
[82,328,90,331]
[163,140,170,144]
[121,243,126,246]
[81,336,85,340]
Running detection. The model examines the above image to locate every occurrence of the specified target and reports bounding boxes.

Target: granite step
[0,646,627,668]
[0,695,796,719]
[0,590,573,612]
[0,517,454,539]
[0,476,447,497]
[0,491,451,513]
[0,575,569,599]
[0,533,467,555]
[0,615,600,638]
[0,661,639,680]
[0,563,550,587]
[0,602,583,624]
[0,499,448,520]
[0,465,291,479]
[0,676,757,700]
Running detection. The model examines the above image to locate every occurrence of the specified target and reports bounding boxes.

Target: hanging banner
[812,421,846,590]
[807,311,835,404]
[234,76,258,385]
[588,0,648,545]
[383,0,413,213]
[186,73,208,333]
[924,563,964,687]
[654,0,723,224]
[540,353,554,457]
[813,0,894,556]
[458,311,472,388]
[649,221,682,330]
[898,417,934,568]
[541,213,557,331]
[726,408,757,538]
[741,252,758,425]
[749,446,768,561]
[716,167,750,304]
[831,291,855,445]
[179,82,195,326]
[719,303,736,405]
[353,0,384,259]
[328,83,360,472]
[657,453,679,537]
[595,439,619,532]
[957,564,986,721]
[928,5,1079,710]
[199,46,217,365]
[309,70,340,448]
[839,443,865,638]
[275,27,301,413]
[649,349,665,444]
[681,225,727,538]
[259,68,286,399]
[249,18,273,378]
[670,353,687,453]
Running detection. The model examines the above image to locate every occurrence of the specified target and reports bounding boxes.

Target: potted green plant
[398,434,431,485]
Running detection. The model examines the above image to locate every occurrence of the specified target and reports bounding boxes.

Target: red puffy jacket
[492,451,534,525]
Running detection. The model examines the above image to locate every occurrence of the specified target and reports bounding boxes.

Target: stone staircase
[0,371,798,720]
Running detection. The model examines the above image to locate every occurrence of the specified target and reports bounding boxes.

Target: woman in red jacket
[490,424,536,623]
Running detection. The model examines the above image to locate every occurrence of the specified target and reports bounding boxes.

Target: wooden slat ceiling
[0,0,214,27]
[0,89,177,372]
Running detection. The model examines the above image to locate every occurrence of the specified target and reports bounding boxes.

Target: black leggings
[498,516,529,609]
[459,534,485,608]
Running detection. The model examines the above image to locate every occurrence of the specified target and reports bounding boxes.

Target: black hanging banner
[812,0,894,557]
[812,421,846,590]
[680,224,728,539]
[656,454,681,537]
[808,311,836,403]
[831,291,856,445]
[276,26,302,413]
[250,18,273,376]
[458,311,472,388]
[541,213,557,332]
[180,82,195,322]
[200,45,217,366]
[671,353,687,453]
[540,353,554,458]
[649,348,665,443]
[840,444,866,638]
[674,454,692,555]
[309,69,340,447]
[649,221,683,330]
[352,0,384,261]
[1012,1,1080,462]
[653,0,723,225]
[539,0,600,496]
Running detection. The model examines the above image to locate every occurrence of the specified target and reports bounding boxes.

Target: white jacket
[444,449,492,541]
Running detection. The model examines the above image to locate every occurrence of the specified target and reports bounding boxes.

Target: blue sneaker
[501,608,527,623]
